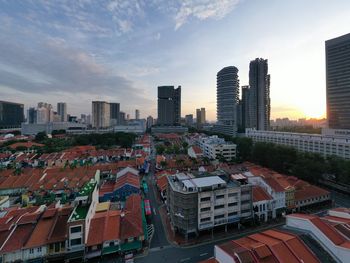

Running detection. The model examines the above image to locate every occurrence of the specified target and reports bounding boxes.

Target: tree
[35,132,48,142]
[156,145,165,154]
[235,137,253,161]
[160,160,168,168]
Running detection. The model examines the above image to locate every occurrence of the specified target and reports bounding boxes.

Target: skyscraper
[57,102,67,122]
[146,116,154,129]
[185,114,194,126]
[196,108,206,128]
[326,33,350,129]
[213,66,239,136]
[248,58,270,130]
[241,85,251,130]
[0,101,24,128]
[135,109,140,120]
[110,102,120,125]
[157,85,181,125]
[92,101,110,128]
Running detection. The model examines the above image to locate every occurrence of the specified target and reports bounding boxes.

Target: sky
[1,0,350,121]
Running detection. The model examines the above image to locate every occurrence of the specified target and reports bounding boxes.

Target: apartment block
[197,135,237,161]
[167,172,253,238]
[246,128,350,159]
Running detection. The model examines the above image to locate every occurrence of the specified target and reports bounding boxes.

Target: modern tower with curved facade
[214,66,240,136]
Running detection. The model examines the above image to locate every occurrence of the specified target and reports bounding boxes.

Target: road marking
[200,253,208,257]
[153,208,157,215]
[180,258,191,262]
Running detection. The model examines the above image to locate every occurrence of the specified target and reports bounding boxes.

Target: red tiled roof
[156,176,168,192]
[294,184,329,201]
[263,177,285,193]
[252,186,273,202]
[310,217,346,246]
[192,146,203,155]
[9,141,44,149]
[114,173,140,190]
[121,194,143,239]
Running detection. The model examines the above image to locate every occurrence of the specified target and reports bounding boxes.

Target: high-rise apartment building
[185,114,194,126]
[213,66,239,136]
[92,101,110,128]
[135,109,140,120]
[157,86,181,126]
[146,116,154,129]
[119,111,126,125]
[110,103,120,125]
[27,107,37,124]
[0,101,24,128]
[326,33,350,129]
[248,58,270,130]
[36,102,53,124]
[196,108,206,128]
[57,102,67,122]
[241,85,250,130]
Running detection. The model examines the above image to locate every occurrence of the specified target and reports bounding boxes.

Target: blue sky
[1,0,350,120]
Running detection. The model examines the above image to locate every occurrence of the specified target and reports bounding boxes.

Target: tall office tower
[110,102,120,125]
[119,111,126,125]
[200,108,206,124]
[135,109,140,120]
[185,114,193,126]
[241,85,251,130]
[27,107,37,124]
[146,116,154,129]
[92,101,110,128]
[0,101,24,128]
[157,85,181,125]
[326,33,350,129]
[57,102,67,122]
[214,66,239,136]
[248,58,270,130]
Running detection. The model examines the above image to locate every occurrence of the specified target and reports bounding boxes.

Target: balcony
[214,218,227,225]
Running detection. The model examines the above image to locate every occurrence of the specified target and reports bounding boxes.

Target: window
[228,202,238,207]
[29,248,34,254]
[214,205,224,210]
[200,217,210,222]
[200,207,210,212]
[216,195,224,199]
[109,241,114,247]
[214,214,224,219]
[228,193,237,198]
[200,197,211,202]
[70,238,82,246]
[228,212,238,217]
[70,226,82,234]
[37,247,42,253]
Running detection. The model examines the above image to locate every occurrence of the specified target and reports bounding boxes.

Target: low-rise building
[167,172,253,238]
[187,145,203,159]
[246,128,350,160]
[198,135,236,161]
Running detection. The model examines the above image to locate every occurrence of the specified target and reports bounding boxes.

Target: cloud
[0,34,151,108]
[174,0,241,29]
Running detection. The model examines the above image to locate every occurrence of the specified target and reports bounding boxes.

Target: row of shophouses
[0,166,148,262]
[157,162,331,238]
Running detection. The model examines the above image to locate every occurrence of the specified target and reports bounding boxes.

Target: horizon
[1,1,350,121]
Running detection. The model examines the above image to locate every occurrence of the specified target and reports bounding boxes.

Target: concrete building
[21,122,87,135]
[119,111,126,125]
[185,114,194,126]
[213,66,239,136]
[151,126,188,134]
[198,135,237,161]
[92,101,110,128]
[248,58,270,130]
[326,33,350,129]
[57,102,67,122]
[246,128,350,160]
[241,85,250,130]
[157,86,181,126]
[0,101,24,128]
[167,172,253,238]
[196,108,206,128]
[135,109,140,120]
[109,103,120,125]
[146,116,154,129]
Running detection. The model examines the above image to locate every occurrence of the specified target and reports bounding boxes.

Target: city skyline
[1,1,350,120]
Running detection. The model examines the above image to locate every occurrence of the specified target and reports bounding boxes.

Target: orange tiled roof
[121,194,143,239]
[252,186,273,202]
[9,141,44,149]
